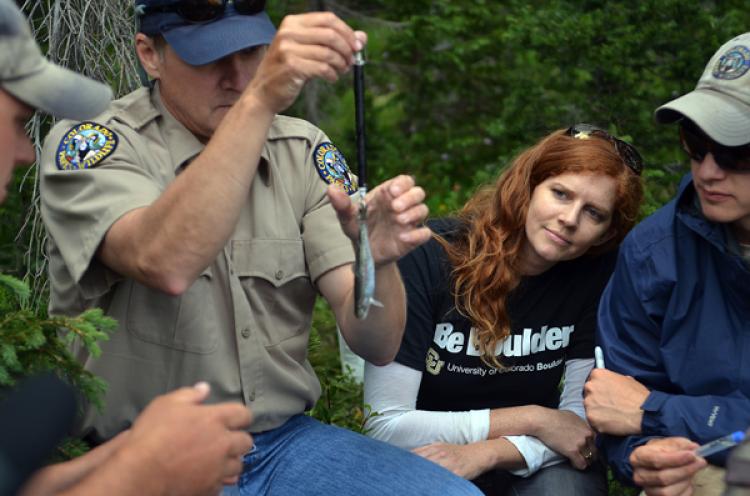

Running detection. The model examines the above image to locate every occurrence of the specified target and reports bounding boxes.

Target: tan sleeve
[40,121,162,297]
[301,130,356,282]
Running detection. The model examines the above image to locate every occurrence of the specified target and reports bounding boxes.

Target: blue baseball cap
[135,1,276,66]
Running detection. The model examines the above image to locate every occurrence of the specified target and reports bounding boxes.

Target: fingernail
[355,39,363,51]
[194,381,210,394]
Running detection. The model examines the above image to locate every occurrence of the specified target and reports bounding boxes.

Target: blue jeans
[222,414,482,495]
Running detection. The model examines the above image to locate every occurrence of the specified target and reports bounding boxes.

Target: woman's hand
[530,408,598,469]
[412,442,496,480]
[412,438,526,480]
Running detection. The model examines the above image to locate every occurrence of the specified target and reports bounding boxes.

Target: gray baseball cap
[655,32,750,146]
[0,0,111,119]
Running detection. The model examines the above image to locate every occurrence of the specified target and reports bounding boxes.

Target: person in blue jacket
[583,32,750,495]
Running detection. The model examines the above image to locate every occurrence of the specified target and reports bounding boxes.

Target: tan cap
[655,33,750,146]
[0,0,111,119]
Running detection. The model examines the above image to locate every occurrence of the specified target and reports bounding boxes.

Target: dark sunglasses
[137,0,265,23]
[679,120,750,172]
[565,123,644,176]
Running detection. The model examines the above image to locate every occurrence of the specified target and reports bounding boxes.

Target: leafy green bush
[0,273,116,458]
[308,298,374,433]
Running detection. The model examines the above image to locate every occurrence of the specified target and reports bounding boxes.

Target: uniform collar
[150,83,205,171]
[109,86,159,129]
[149,83,271,172]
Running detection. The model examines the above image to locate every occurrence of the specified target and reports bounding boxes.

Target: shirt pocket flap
[231,239,307,286]
[125,264,217,354]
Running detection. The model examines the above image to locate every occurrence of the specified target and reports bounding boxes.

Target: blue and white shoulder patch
[313,142,357,195]
[56,122,118,171]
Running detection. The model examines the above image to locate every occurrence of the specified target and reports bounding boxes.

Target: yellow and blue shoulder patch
[56,122,118,171]
[313,142,357,195]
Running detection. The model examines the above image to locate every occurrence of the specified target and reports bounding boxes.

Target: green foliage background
[270,0,748,219]
[3,0,748,491]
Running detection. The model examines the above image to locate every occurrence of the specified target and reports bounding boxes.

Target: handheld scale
[353,51,380,319]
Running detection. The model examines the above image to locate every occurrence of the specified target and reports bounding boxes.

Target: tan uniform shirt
[40,86,355,437]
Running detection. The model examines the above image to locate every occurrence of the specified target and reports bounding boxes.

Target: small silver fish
[354,188,381,319]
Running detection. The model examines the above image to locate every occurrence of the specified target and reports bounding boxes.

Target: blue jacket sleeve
[641,390,750,464]
[596,242,661,483]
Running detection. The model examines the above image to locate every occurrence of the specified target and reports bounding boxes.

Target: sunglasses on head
[137,0,266,23]
[565,123,644,176]
[679,120,750,172]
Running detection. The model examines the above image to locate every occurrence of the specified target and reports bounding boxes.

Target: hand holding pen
[584,346,650,436]
[630,437,708,494]
[630,432,745,494]
[592,345,746,458]
[591,346,746,457]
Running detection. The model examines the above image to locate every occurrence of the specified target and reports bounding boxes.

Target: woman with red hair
[364,125,644,495]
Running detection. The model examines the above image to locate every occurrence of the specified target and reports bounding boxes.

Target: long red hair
[438,129,643,367]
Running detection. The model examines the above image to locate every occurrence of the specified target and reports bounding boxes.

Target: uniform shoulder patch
[56,121,118,171]
[313,142,357,195]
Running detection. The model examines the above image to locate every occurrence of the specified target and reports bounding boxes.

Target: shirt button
[274,270,284,280]
[241,328,250,339]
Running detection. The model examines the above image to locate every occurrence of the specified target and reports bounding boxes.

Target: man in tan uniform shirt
[40,1,481,494]
[1,1,252,494]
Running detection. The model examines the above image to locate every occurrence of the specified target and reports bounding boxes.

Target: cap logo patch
[56,122,118,170]
[313,142,357,195]
[712,45,750,80]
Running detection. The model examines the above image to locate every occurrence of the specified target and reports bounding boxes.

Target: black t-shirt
[395,218,617,412]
